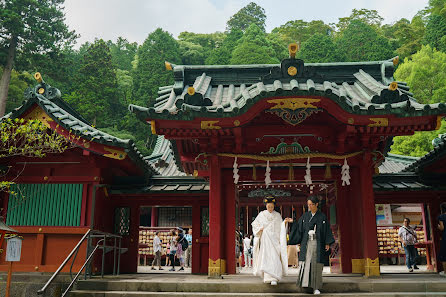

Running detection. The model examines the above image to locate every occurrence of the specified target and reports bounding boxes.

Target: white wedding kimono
[252,210,288,283]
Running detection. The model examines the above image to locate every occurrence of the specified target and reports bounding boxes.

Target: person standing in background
[398,218,418,272]
[168,230,178,271]
[243,233,252,268]
[185,229,193,268]
[176,228,186,271]
[151,232,163,271]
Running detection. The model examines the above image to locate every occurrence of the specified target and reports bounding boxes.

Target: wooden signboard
[6,237,22,262]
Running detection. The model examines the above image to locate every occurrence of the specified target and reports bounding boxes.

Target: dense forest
[1,0,446,157]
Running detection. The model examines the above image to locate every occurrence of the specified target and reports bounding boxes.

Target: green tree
[429,0,446,17]
[64,39,121,127]
[394,45,446,104]
[0,0,76,117]
[335,20,395,62]
[267,32,290,61]
[336,8,384,32]
[1,118,78,192]
[1,69,34,113]
[425,14,446,52]
[132,28,181,106]
[226,2,267,32]
[206,29,243,65]
[382,16,425,59]
[391,121,446,157]
[230,24,279,64]
[107,37,138,71]
[178,40,206,65]
[271,20,333,46]
[297,33,344,62]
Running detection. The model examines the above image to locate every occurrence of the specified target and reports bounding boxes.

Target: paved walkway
[137,265,434,275]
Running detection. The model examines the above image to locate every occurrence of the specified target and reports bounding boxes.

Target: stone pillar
[360,152,380,277]
[208,156,225,276]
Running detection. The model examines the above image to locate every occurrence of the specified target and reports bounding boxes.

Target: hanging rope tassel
[304,157,312,185]
[341,158,351,186]
[288,161,294,180]
[233,157,240,184]
[265,160,272,188]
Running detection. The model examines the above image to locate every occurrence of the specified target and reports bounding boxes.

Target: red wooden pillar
[151,207,158,227]
[360,152,380,277]
[337,174,353,273]
[208,156,225,276]
[429,201,441,272]
[223,169,236,274]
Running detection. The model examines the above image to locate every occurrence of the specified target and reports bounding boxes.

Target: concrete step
[74,280,446,294]
[68,291,446,297]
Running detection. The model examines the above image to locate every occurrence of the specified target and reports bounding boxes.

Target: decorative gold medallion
[287,66,297,76]
[348,118,354,124]
[187,87,195,96]
[233,120,240,127]
[388,82,398,91]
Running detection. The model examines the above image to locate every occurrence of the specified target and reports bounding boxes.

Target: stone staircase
[69,274,446,297]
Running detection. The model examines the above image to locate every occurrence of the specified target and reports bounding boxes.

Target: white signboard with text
[5,237,22,262]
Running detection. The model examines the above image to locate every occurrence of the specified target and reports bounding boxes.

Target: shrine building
[1,44,446,277]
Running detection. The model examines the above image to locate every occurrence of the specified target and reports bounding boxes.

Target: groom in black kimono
[287,195,334,295]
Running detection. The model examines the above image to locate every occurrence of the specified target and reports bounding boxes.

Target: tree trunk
[0,35,18,117]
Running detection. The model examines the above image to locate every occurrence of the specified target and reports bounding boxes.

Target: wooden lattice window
[157,207,192,227]
[201,207,209,237]
[114,207,130,236]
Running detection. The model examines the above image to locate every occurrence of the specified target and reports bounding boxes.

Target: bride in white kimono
[252,196,291,285]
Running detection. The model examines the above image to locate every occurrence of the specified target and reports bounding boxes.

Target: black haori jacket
[288,211,335,265]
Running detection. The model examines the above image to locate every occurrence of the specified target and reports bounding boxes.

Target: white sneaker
[313,289,321,295]
[270,281,277,286]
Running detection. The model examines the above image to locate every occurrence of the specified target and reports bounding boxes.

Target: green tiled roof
[373,173,432,191]
[378,153,420,174]
[2,81,156,176]
[129,59,446,120]
[110,176,209,194]
[144,135,185,177]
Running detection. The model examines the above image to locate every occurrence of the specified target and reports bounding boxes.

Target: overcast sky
[64,0,430,46]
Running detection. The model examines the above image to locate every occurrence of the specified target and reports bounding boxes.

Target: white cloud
[63,0,429,47]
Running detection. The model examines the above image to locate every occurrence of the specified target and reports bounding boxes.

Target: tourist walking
[165,242,171,267]
[243,233,252,268]
[185,228,193,268]
[168,230,177,271]
[288,195,334,295]
[252,196,289,285]
[151,231,163,271]
[176,228,186,271]
[398,217,418,272]
[439,204,446,276]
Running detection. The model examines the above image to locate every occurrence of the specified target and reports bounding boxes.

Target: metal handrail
[61,239,104,297]
[37,229,125,296]
[37,229,91,295]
